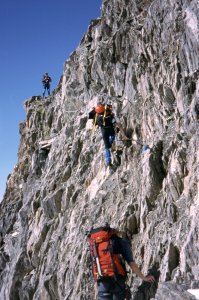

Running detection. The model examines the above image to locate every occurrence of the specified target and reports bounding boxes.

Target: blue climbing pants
[43,83,50,97]
[97,277,126,300]
[101,127,115,165]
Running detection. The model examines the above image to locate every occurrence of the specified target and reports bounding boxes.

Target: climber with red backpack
[89,103,128,167]
[87,224,155,300]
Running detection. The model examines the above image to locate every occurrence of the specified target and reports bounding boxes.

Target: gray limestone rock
[0,0,199,299]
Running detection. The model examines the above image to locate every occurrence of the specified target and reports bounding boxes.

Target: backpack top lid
[88,224,112,235]
[95,104,105,114]
[88,225,117,243]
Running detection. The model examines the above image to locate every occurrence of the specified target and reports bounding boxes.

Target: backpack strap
[107,239,127,291]
[107,239,119,278]
[102,105,107,126]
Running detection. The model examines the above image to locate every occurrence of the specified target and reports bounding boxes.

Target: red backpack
[87,226,126,281]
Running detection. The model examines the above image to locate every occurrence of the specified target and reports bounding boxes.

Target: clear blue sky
[0,0,102,201]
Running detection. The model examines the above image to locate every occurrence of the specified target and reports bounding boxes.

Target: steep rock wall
[0,0,199,299]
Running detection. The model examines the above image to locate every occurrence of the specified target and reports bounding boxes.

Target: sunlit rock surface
[0,0,199,299]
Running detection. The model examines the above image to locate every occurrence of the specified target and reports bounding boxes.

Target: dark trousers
[97,277,126,300]
[101,127,115,165]
[43,83,50,97]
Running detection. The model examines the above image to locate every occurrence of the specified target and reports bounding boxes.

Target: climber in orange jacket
[89,103,128,167]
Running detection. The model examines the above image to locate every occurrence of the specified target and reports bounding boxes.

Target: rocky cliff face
[0,0,199,299]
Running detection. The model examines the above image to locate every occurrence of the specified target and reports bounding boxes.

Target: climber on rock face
[42,72,52,98]
[87,224,155,300]
[89,102,128,167]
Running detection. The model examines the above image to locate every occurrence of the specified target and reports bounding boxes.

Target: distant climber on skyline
[42,72,52,97]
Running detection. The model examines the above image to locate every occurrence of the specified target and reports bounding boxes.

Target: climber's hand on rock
[123,135,130,140]
[143,275,155,283]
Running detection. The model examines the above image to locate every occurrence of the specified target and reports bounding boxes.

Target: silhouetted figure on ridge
[42,72,52,97]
